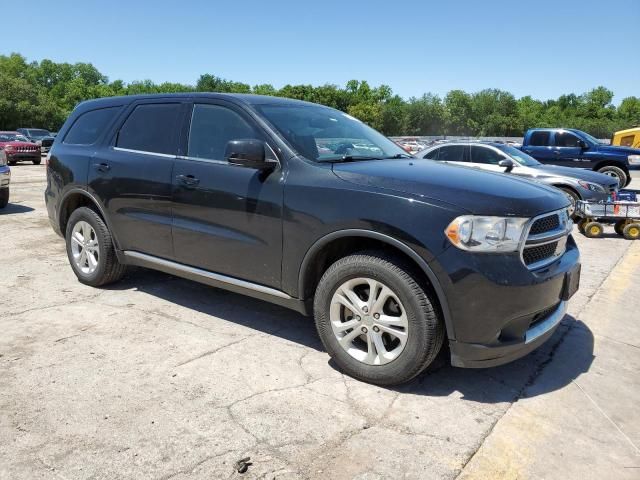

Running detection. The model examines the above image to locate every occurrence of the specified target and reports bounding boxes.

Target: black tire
[558,187,580,219]
[583,221,604,238]
[577,218,588,234]
[614,220,627,236]
[623,223,640,240]
[314,251,445,386]
[596,165,627,188]
[8,160,16,166]
[0,188,8,209]
[33,158,41,165]
[65,206,126,287]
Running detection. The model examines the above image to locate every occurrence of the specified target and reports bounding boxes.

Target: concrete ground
[1,164,638,480]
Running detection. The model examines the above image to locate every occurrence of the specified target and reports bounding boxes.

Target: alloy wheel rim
[330,277,409,365]
[602,170,622,186]
[70,221,100,274]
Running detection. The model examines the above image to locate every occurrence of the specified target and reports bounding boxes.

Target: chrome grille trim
[520,208,572,270]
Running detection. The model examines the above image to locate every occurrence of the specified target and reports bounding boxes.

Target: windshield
[577,131,602,145]
[496,144,540,166]
[254,104,408,162]
[0,133,29,142]
[28,129,51,138]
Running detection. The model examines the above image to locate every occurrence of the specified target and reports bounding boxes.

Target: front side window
[529,131,550,146]
[116,103,182,155]
[254,104,406,162]
[438,145,468,162]
[470,146,505,165]
[188,104,260,160]
[555,131,581,147]
[64,107,121,145]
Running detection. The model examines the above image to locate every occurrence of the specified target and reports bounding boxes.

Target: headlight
[578,181,606,193]
[445,216,529,252]
[628,155,640,165]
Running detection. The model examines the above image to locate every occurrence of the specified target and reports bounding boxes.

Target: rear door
[522,130,556,164]
[88,100,188,259]
[171,100,284,289]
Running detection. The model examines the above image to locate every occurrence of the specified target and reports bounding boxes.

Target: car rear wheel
[65,207,126,287]
[8,160,16,166]
[0,188,8,208]
[597,165,627,188]
[314,251,444,386]
[33,159,41,165]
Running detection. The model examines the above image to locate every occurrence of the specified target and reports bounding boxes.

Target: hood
[595,144,640,156]
[529,164,618,187]
[332,160,569,217]
[0,141,39,148]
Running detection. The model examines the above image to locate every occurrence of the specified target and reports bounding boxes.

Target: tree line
[1,53,638,138]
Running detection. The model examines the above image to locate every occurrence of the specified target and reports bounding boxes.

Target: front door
[171,101,284,289]
[552,131,588,168]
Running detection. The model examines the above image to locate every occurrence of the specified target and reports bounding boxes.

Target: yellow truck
[611,127,640,148]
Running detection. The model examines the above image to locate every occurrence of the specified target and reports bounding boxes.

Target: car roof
[76,93,322,110]
[0,131,20,134]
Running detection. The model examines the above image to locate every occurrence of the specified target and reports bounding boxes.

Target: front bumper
[431,235,580,368]
[0,165,10,188]
[7,152,41,162]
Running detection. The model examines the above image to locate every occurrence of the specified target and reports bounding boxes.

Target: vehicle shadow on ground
[0,203,35,215]
[109,269,594,403]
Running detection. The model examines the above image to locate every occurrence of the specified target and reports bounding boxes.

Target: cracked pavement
[1,164,639,479]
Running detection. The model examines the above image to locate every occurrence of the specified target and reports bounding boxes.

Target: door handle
[93,162,111,172]
[177,174,200,187]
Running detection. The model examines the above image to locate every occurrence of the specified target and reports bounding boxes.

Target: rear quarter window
[529,131,551,146]
[63,107,122,145]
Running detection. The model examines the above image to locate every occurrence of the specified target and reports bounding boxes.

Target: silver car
[415,142,619,215]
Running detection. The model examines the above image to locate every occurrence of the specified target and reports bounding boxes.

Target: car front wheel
[65,207,126,287]
[597,165,627,188]
[314,252,444,386]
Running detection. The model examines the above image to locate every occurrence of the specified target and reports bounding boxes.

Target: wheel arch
[58,189,119,248]
[593,160,630,176]
[552,183,581,199]
[298,229,454,339]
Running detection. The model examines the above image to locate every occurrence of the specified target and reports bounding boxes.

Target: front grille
[523,242,559,266]
[16,146,38,152]
[529,214,559,235]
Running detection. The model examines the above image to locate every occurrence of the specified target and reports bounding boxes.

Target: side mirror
[498,159,516,172]
[578,140,589,150]
[225,139,274,170]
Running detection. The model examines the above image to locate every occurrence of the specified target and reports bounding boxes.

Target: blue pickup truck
[520,128,640,187]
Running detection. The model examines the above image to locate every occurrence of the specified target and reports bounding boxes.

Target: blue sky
[5,0,639,102]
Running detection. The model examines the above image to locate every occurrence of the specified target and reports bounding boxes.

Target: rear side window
[188,104,260,160]
[529,131,550,146]
[116,103,182,155]
[64,107,121,145]
[555,132,581,147]
[620,135,634,147]
[438,145,469,161]
[470,146,505,164]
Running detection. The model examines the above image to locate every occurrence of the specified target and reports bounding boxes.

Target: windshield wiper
[383,153,413,159]
[319,155,384,163]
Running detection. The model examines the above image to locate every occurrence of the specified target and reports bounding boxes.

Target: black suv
[45,94,581,385]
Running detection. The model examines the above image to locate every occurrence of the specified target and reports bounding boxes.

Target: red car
[0,131,42,165]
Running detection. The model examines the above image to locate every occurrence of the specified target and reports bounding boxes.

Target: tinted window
[555,131,581,147]
[116,104,182,155]
[470,145,505,164]
[438,145,468,161]
[64,107,121,145]
[188,104,260,160]
[529,131,551,146]
[423,148,439,159]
